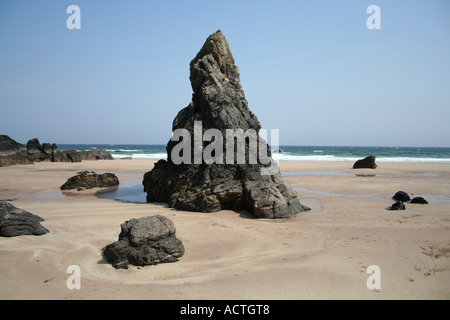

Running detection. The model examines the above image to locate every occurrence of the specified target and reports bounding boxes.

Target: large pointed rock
[143,30,309,218]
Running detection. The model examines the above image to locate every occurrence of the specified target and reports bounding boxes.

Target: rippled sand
[0,159,449,299]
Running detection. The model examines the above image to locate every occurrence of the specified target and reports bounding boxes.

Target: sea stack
[143,30,309,218]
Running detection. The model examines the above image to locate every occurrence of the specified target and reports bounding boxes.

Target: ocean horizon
[57,144,450,163]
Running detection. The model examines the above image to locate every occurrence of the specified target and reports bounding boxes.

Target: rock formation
[0,135,114,166]
[143,30,309,219]
[60,171,119,190]
[353,155,377,169]
[80,148,114,160]
[103,215,185,269]
[0,201,49,237]
[26,138,48,162]
[0,135,31,166]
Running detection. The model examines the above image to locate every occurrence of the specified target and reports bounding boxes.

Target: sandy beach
[0,159,449,300]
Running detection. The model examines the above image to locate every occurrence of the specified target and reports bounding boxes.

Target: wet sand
[0,159,449,299]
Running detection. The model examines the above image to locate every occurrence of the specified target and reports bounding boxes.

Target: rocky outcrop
[60,171,119,190]
[103,215,185,269]
[353,155,377,169]
[386,193,429,210]
[0,201,49,237]
[143,30,309,219]
[0,135,31,166]
[26,138,48,162]
[81,148,114,160]
[0,135,114,166]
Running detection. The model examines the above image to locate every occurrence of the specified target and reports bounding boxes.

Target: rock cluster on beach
[60,171,119,190]
[103,215,185,269]
[0,201,49,237]
[142,30,309,219]
[80,148,114,161]
[387,190,428,210]
[0,135,113,167]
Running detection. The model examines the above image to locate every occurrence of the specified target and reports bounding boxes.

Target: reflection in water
[96,178,147,203]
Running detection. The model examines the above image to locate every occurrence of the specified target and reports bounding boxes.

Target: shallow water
[15,190,66,200]
[11,178,147,203]
[282,170,353,176]
[293,187,450,204]
[281,170,444,178]
[293,187,385,200]
[96,178,146,203]
[10,174,450,206]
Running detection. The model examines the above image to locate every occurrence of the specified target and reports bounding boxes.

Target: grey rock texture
[60,171,119,190]
[143,30,309,218]
[103,215,185,269]
[0,201,49,237]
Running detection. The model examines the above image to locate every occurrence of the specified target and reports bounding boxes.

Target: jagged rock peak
[172,30,260,137]
[143,30,310,219]
[189,30,240,91]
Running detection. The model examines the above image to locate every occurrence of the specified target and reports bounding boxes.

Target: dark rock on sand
[410,196,428,204]
[60,171,119,190]
[0,135,114,166]
[26,138,48,162]
[0,135,31,166]
[353,155,377,169]
[393,191,411,202]
[0,201,49,237]
[103,215,185,269]
[388,201,405,210]
[143,30,309,219]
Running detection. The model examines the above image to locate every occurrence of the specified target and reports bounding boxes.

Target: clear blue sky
[1,0,449,147]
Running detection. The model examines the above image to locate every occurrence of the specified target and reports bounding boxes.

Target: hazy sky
[1,0,449,147]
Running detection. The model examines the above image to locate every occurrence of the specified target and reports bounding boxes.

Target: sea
[58,144,450,163]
